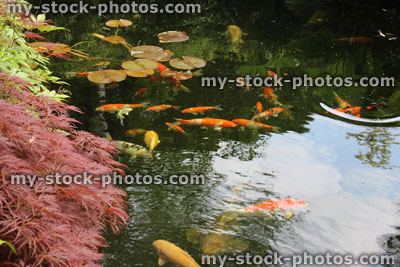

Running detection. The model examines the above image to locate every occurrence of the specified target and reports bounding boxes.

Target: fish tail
[215,105,223,111]
[172,118,183,125]
[105,132,113,141]
[272,127,281,134]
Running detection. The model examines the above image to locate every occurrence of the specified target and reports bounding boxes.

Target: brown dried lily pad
[161,69,192,80]
[122,59,159,72]
[92,33,106,40]
[158,31,189,43]
[106,19,132,28]
[104,35,126,44]
[169,56,206,70]
[88,70,127,84]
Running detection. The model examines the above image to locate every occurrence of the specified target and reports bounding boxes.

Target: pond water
[45,0,400,265]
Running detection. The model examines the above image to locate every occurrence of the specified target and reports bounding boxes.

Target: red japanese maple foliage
[0,74,129,266]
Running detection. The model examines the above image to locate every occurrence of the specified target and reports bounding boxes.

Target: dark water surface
[42,0,400,265]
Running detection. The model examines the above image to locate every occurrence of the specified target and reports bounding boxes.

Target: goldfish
[181,106,222,115]
[75,72,89,76]
[157,63,170,72]
[333,92,351,109]
[226,25,244,44]
[237,199,308,213]
[115,141,153,160]
[133,87,148,98]
[255,102,263,113]
[146,105,180,112]
[166,122,186,134]
[232,119,280,133]
[267,70,277,78]
[173,118,237,131]
[236,77,251,91]
[251,107,284,121]
[105,82,118,89]
[96,103,147,124]
[153,240,200,267]
[124,129,148,137]
[148,74,191,93]
[260,86,282,105]
[144,131,160,152]
[336,37,374,42]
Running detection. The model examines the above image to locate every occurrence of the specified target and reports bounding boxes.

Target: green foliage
[0,240,17,256]
[0,2,68,101]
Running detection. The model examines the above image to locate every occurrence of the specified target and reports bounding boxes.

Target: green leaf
[0,240,18,255]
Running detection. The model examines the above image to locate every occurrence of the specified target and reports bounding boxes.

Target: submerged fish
[333,92,351,109]
[146,105,179,112]
[115,140,153,160]
[237,199,308,213]
[153,240,200,267]
[336,37,374,42]
[227,25,244,45]
[251,107,284,121]
[232,119,280,133]
[144,130,160,152]
[124,128,148,137]
[260,86,282,106]
[133,87,148,98]
[165,122,186,134]
[255,102,263,114]
[173,118,237,131]
[96,103,147,113]
[181,106,222,115]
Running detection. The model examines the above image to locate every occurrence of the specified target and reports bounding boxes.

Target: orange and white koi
[124,129,148,137]
[165,123,186,134]
[173,118,237,130]
[146,105,179,112]
[238,199,308,212]
[181,106,222,115]
[251,107,284,121]
[255,102,263,114]
[96,103,147,113]
[232,119,280,133]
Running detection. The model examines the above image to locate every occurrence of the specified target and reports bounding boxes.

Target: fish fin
[105,132,113,141]
[216,105,223,111]
[158,257,167,266]
[193,69,203,76]
[174,106,181,110]
[172,118,183,126]
[272,127,281,134]
[200,126,208,130]
[214,127,222,131]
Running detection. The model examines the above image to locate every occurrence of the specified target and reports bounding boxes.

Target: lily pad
[161,69,192,80]
[92,33,106,40]
[104,35,126,44]
[87,70,127,84]
[169,56,206,70]
[158,31,189,43]
[122,59,158,72]
[106,19,132,28]
[130,45,171,61]
[186,228,204,244]
[124,69,154,77]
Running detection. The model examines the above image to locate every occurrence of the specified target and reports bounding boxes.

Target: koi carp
[251,107,284,121]
[181,106,222,115]
[124,129,148,137]
[232,119,280,133]
[165,122,186,134]
[173,118,237,131]
[237,199,308,213]
[146,105,180,112]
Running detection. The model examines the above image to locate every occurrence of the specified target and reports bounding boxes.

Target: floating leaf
[106,19,132,28]
[129,45,171,61]
[161,69,192,80]
[122,59,158,72]
[124,69,154,77]
[104,35,126,44]
[169,56,206,70]
[87,70,126,84]
[186,228,204,244]
[92,33,106,40]
[158,31,189,43]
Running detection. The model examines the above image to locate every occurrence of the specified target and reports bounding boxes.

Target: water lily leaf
[124,69,154,77]
[224,239,249,253]
[158,31,189,43]
[169,56,206,70]
[129,45,171,61]
[106,19,132,27]
[88,70,126,84]
[161,69,192,80]
[122,59,158,72]
[186,228,204,244]
[92,33,106,40]
[104,35,126,44]
[203,234,229,255]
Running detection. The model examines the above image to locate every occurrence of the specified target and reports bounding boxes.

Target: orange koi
[255,102,263,113]
[366,105,377,110]
[238,199,308,212]
[165,122,186,134]
[252,107,284,121]
[75,72,89,76]
[267,70,276,78]
[232,119,280,133]
[181,106,222,115]
[173,118,237,130]
[146,105,179,112]
[124,128,148,137]
[343,106,362,117]
[237,77,251,90]
[105,82,118,89]
[157,63,170,72]
[334,93,351,109]
[96,103,147,113]
[134,87,148,97]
